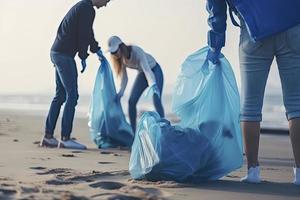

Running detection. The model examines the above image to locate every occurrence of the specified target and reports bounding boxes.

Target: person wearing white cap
[108,36,165,132]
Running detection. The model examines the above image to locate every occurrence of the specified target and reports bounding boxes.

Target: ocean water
[0,92,288,130]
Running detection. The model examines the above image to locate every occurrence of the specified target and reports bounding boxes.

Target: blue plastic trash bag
[88,57,134,148]
[129,47,243,182]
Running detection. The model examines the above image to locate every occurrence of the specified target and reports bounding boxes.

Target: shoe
[40,136,59,148]
[58,139,87,150]
[293,167,300,186]
[241,166,261,183]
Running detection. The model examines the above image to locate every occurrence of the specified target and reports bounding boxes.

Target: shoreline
[0,108,290,134]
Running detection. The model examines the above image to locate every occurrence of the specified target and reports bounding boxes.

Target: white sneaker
[293,167,300,186]
[40,136,59,148]
[58,139,87,150]
[241,166,261,183]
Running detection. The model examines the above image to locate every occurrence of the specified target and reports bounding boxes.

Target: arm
[206,0,227,51]
[138,52,156,87]
[118,66,128,96]
[77,6,95,60]
[89,30,100,53]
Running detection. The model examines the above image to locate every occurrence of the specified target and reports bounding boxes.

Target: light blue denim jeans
[239,21,300,121]
[45,51,79,138]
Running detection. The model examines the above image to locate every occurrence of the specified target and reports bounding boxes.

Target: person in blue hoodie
[40,0,111,150]
[206,0,300,185]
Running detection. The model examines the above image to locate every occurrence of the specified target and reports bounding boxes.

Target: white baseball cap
[107,36,123,53]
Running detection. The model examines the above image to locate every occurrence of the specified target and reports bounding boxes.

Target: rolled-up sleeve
[206,0,227,50]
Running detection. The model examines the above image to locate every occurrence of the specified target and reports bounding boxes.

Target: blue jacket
[51,0,100,60]
[207,0,300,50]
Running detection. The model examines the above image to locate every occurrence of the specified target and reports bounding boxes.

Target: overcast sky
[0,0,281,95]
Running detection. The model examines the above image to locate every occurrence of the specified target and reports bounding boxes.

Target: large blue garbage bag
[88,57,134,148]
[129,47,243,182]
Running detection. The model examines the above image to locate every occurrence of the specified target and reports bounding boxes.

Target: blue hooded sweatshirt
[207,0,300,50]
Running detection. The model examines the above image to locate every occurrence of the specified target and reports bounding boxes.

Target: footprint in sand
[30,167,47,170]
[100,151,122,157]
[33,141,40,145]
[128,179,184,189]
[0,132,7,136]
[71,150,84,154]
[91,185,168,200]
[36,168,73,175]
[121,185,169,200]
[91,194,143,200]
[89,181,125,190]
[0,187,17,195]
[262,167,279,171]
[98,162,115,165]
[19,186,40,194]
[62,154,76,158]
[45,179,74,186]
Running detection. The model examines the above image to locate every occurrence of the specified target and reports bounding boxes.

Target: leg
[152,64,165,118]
[239,25,274,168]
[128,72,148,132]
[289,119,300,167]
[54,56,78,140]
[276,26,300,167]
[241,122,260,168]
[45,58,66,137]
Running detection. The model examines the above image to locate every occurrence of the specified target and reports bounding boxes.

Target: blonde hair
[110,54,123,78]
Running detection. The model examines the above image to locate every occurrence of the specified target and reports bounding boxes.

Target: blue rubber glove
[96,49,104,61]
[80,59,87,73]
[207,48,221,64]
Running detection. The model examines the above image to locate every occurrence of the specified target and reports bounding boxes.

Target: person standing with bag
[206,0,300,185]
[40,0,111,150]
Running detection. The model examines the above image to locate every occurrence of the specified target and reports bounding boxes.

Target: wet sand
[0,109,299,200]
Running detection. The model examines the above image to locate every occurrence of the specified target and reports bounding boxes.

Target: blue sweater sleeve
[206,0,227,50]
[78,5,96,60]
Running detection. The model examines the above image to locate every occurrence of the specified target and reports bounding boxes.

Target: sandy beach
[0,109,299,200]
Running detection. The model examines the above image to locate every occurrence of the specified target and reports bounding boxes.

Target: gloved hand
[96,49,104,61]
[207,47,221,64]
[80,59,87,73]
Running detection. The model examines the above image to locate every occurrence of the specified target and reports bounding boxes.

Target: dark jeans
[45,51,79,138]
[128,64,165,132]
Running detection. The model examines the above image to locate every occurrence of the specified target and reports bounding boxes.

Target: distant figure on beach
[108,36,165,133]
[40,0,111,150]
[206,0,300,185]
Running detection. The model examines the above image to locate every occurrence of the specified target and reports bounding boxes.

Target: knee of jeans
[53,94,66,104]
[66,92,79,106]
